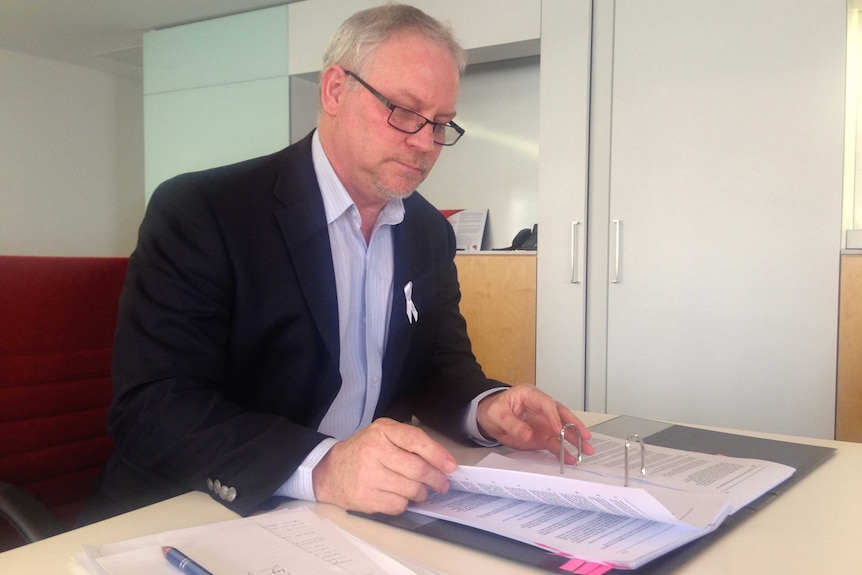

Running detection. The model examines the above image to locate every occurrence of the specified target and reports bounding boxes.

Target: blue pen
[161,546,215,575]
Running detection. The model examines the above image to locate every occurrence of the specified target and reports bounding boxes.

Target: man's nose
[405,122,437,151]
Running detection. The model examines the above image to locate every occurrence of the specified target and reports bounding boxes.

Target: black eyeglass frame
[343,69,465,146]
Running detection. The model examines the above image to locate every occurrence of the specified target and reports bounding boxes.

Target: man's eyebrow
[389,87,457,121]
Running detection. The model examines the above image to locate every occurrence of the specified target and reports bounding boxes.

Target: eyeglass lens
[388,107,460,146]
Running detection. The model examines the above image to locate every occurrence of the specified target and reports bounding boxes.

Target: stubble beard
[375,155,433,201]
[375,180,416,201]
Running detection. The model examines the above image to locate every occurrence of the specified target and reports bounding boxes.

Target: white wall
[286,68,540,251]
[0,48,144,257]
[419,57,539,250]
[288,59,541,252]
[285,0,542,250]
[847,8,862,242]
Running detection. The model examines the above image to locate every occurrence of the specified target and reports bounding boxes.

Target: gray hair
[321,3,467,76]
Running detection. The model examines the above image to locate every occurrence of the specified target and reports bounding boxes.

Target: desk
[2,412,861,574]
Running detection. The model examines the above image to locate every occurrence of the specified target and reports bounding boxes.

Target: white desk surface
[2,412,861,575]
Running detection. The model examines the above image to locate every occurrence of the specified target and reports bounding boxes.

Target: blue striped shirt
[276,132,498,502]
[276,131,403,500]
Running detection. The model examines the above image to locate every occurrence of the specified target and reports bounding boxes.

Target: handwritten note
[82,507,422,575]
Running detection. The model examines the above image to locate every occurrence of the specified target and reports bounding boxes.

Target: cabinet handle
[612,220,622,284]
[570,221,581,284]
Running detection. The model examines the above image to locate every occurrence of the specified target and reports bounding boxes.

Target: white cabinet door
[597,0,845,437]
[535,0,593,408]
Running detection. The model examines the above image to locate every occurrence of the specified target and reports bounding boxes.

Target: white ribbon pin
[404,281,419,324]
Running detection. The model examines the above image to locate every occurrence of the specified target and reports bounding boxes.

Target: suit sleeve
[407,205,510,437]
[108,176,329,516]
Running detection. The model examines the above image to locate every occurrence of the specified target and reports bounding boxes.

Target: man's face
[323,32,460,207]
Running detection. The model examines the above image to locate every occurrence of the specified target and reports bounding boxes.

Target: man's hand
[477,385,594,463]
[312,418,457,515]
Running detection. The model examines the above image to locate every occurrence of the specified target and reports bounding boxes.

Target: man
[82,4,592,524]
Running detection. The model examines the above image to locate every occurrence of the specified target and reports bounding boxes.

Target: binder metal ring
[559,423,583,474]
[624,434,647,487]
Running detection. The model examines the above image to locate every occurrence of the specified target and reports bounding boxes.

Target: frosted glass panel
[145,78,290,197]
[144,6,289,94]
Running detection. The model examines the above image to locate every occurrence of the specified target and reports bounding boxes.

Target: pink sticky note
[558,558,615,575]
[559,558,586,572]
[580,563,614,575]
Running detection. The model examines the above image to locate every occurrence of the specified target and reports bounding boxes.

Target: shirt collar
[311,130,405,227]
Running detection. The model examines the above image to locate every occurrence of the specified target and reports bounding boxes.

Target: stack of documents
[80,506,436,575]
[409,432,794,570]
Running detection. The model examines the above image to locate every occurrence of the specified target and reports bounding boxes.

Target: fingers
[477,385,594,456]
[382,418,457,475]
[312,419,455,515]
[476,389,534,444]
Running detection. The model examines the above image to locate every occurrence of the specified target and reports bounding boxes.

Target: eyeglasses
[344,70,465,146]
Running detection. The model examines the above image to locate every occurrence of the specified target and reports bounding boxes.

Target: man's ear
[320,66,347,116]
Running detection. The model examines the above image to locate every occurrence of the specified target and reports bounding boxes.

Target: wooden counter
[837,254,862,441]
[455,253,536,385]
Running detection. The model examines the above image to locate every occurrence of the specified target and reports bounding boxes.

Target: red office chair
[0,255,127,551]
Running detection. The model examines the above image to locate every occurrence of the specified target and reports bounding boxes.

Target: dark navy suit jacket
[85,132,502,521]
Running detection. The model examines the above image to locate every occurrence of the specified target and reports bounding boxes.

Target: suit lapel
[269,136,435,417]
[382,202,425,397]
[272,136,340,365]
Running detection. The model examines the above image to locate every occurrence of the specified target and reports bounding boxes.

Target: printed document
[408,432,794,569]
[494,432,795,512]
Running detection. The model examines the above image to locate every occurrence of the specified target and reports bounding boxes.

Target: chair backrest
[0,255,127,549]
